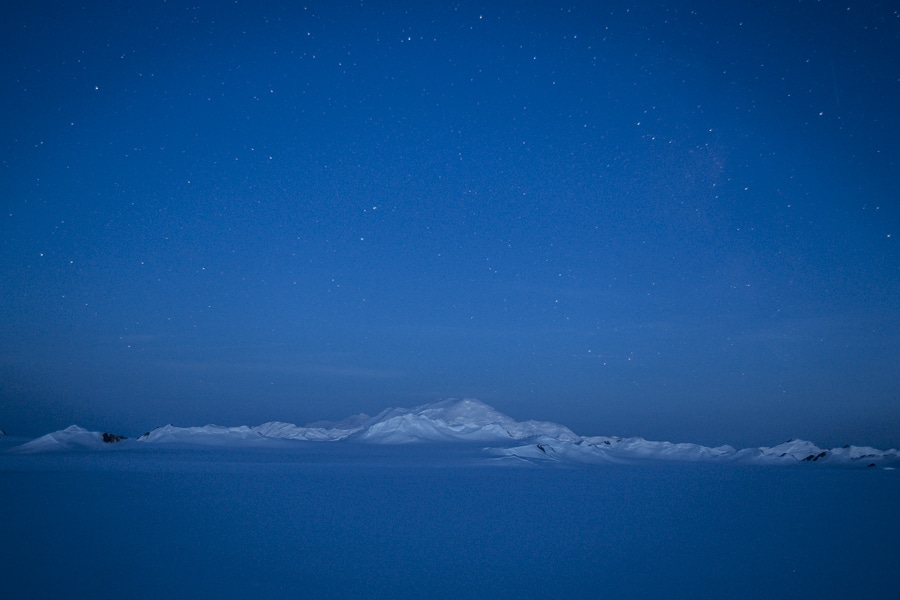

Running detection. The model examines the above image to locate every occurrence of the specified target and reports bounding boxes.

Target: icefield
[2,399,899,598]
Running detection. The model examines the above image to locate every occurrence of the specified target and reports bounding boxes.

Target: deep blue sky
[2,1,898,447]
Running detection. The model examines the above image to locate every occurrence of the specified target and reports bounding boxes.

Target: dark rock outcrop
[802,451,828,462]
[102,432,126,443]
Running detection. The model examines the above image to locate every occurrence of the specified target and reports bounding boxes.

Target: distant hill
[8,399,900,468]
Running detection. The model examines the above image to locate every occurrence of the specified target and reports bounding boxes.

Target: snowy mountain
[12,425,118,453]
[354,398,581,444]
[8,398,900,467]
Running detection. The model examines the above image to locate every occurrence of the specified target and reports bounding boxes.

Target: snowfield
[3,399,898,598]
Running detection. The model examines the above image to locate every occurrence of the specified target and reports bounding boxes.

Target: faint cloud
[148,357,403,380]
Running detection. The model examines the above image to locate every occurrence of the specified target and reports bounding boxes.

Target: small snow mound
[829,445,898,460]
[488,434,635,465]
[758,439,828,462]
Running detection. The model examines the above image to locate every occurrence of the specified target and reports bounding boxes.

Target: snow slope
[12,425,112,453]
[9,398,900,467]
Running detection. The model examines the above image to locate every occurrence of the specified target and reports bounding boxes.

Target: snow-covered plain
[2,399,898,598]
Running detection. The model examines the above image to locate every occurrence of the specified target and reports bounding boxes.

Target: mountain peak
[355,397,580,444]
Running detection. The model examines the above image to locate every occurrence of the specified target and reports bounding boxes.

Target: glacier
[8,398,899,468]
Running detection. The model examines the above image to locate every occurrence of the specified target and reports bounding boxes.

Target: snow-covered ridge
[8,399,900,467]
[138,424,263,444]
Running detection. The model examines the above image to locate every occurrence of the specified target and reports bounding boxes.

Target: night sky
[2,1,898,447]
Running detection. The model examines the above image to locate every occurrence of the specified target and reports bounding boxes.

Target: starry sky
[2,1,899,447]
